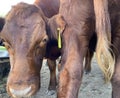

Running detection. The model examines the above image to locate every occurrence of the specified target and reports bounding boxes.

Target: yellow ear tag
[57,28,62,48]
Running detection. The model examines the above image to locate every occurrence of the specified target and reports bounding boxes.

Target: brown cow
[39,0,118,97]
[0,1,60,95]
[1,0,119,98]
[54,0,118,98]
[0,1,60,97]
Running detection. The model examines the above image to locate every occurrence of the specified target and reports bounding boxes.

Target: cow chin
[6,75,40,98]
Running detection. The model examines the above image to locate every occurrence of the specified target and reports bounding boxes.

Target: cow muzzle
[7,75,40,97]
[9,86,32,97]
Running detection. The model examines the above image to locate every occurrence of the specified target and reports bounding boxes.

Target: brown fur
[34,0,60,18]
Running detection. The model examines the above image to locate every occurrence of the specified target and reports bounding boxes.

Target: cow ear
[48,14,66,35]
[55,14,66,34]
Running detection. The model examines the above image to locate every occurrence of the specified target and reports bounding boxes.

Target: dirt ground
[0,56,112,98]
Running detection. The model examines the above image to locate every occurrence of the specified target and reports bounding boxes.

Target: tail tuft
[94,0,115,82]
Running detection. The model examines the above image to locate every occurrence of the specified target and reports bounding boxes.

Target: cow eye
[42,36,48,43]
[39,37,48,47]
[42,38,47,43]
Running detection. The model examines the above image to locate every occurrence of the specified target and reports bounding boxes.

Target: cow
[0,1,60,96]
[37,0,119,97]
[55,0,119,98]
[0,1,60,97]
[1,0,119,98]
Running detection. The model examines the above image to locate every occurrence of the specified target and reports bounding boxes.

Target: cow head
[0,2,49,97]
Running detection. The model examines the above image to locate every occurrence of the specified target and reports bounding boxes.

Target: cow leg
[47,59,57,95]
[111,56,120,98]
[57,33,88,98]
[57,50,85,98]
[84,49,94,74]
[111,17,120,98]
[111,34,120,98]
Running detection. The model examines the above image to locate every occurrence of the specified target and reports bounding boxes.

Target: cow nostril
[9,86,32,97]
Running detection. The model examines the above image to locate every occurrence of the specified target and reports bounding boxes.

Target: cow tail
[93,0,115,82]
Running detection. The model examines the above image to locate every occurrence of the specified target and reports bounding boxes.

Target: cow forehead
[1,21,46,51]
[1,2,47,48]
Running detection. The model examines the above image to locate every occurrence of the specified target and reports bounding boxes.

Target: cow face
[0,3,48,97]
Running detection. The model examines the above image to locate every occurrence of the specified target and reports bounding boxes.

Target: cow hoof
[46,90,56,95]
[84,70,91,74]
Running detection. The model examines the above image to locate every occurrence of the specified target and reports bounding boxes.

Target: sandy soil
[0,56,112,98]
